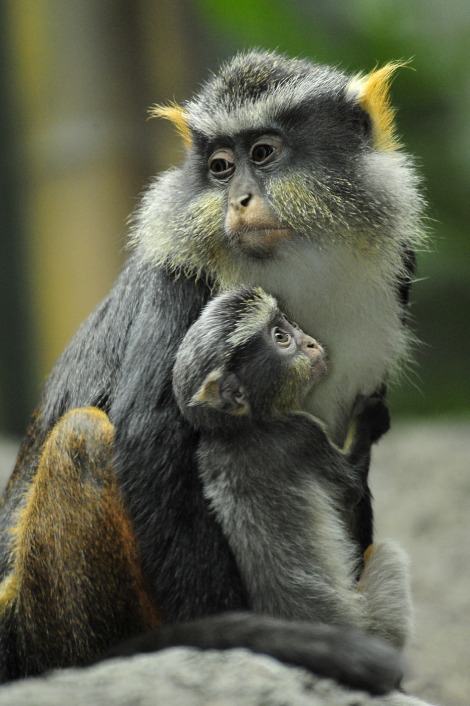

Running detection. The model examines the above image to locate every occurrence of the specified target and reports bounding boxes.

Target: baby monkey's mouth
[310,355,327,381]
[307,345,327,382]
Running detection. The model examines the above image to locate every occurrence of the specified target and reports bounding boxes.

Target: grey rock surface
[0,649,434,706]
[0,418,468,705]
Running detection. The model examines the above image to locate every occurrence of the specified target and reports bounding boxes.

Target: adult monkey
[0,51,423,688]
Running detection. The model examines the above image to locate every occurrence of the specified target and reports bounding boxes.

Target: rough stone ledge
[0,648,435,706]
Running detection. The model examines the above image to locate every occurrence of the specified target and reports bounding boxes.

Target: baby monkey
[173,287,412,648]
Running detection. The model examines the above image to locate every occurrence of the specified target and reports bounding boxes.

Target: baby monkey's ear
[190,370,251,416]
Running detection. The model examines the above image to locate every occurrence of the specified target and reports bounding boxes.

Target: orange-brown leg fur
[0,408,159,678]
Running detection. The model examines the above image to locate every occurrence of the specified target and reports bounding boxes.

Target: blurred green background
[0,0,469,435]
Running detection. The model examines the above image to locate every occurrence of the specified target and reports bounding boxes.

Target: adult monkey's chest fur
[233,240,406,445]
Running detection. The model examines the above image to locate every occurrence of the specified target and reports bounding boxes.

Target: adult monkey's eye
[250,135,283,166]
[208,148,235,179]
[251,144,274,163]
[273,327,292,347]
[210,158,232,175]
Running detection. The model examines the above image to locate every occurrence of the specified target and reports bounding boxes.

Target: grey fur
[173,288,413,648]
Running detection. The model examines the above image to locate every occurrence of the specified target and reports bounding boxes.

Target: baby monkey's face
[269,315,327,384]
[236,311,329,418]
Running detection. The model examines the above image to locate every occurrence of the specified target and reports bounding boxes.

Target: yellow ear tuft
[347,61,409,152]
[149,102,192,149]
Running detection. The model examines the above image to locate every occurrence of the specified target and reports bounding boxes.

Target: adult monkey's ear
[190,370,251,416]
[347,61,410,152]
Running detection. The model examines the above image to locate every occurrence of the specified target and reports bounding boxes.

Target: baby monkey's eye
[272,327,292,347]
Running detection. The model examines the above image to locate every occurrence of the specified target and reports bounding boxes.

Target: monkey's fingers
[100,612,404,696]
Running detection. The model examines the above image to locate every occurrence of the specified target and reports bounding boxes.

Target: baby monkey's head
[173,287,326,430]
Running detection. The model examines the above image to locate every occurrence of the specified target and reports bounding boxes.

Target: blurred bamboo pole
[0,13,35,433]
[3,1,142,385]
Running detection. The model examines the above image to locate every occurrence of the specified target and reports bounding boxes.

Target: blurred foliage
[0,0,468,434]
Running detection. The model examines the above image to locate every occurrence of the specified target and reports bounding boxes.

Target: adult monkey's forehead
[152,50,405,153]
